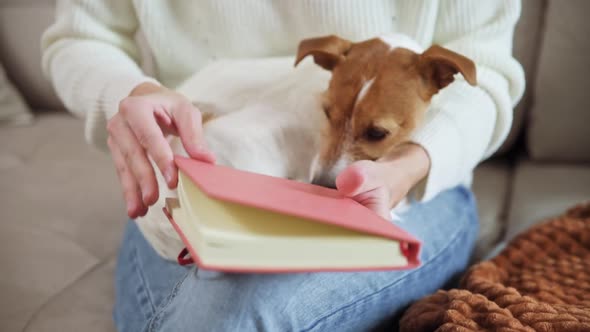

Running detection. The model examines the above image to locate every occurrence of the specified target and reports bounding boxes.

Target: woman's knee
[147,271,299,331]
[149,267,437,332]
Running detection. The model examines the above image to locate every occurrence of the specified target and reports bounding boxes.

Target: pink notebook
[163,156,421,273]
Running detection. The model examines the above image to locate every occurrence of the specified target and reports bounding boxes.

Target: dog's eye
[364,126,389,142]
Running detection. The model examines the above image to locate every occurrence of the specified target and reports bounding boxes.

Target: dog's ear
[295,35,352,70]
[419,45,477,91]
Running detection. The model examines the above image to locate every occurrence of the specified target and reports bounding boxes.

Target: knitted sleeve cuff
[409,79,497,202]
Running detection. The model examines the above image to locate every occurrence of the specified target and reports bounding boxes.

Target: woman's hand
[335,144,430,219]
[107,82,215,218]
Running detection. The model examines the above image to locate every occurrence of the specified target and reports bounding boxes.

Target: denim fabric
[114,186,479,332]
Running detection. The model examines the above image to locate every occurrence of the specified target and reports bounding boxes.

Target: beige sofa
[1,1,588,331]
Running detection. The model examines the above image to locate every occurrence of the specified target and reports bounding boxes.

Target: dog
[295,34,476,186]
[137,33,476,258]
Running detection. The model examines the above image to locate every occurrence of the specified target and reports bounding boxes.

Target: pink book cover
[163,155,422,272]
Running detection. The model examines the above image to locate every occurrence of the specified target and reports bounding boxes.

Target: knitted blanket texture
[400,203,590,332]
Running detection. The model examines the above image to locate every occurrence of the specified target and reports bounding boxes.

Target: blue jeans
[114,186,479,332]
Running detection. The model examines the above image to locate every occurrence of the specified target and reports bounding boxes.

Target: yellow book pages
[169,171,407,270]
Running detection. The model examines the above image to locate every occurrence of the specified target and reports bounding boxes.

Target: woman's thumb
[336,160,383,197]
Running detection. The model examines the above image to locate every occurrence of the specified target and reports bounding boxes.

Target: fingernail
[198,144,214,154]
[203,152,216,164]
[142,189,151,204]
[195,146,216,164]
[127,203,135,218]
[165,167,175,184]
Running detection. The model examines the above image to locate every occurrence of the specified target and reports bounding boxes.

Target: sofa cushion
[0,113,125,332]
[495,0,546,155]
[25,258,117,332]
[0,2,63,110]
[0,113,126,259]
[471,160,512,260]
[0,62,33,126]
[505,160,590,241]
[0,222,99,332]
[527,0,590,162]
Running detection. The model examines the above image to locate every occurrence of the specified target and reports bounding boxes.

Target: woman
[42,1,524,331]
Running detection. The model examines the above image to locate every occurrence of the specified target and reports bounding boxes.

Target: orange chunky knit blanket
[400,203,590,332]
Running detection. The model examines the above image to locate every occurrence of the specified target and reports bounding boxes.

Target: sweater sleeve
[409,0,525,201]
[41,0,159,150]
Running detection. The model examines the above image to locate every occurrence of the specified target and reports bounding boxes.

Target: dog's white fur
[177,57,330,180]
[354,77,375,108]
[136,57,332,257]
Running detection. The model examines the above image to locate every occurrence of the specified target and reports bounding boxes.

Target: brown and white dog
[295,34,476,186]
[141,33,476,237]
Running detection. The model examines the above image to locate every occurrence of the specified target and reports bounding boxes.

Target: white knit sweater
[42,0,524,258]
